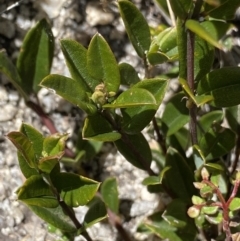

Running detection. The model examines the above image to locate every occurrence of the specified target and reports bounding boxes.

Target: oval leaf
[103,88,157,108]
[17,152,39,178]
[199,127,236,160]
[87,33,120,93]
[114,133,152,170]
[29,205,77,233]
[20,123,44,159]
[204,0,240,20]
[61,39,100,92]
[161,93,189,136]
[43,133,68,157]
[83,198,107,230]
[7,131,37,168]
[17,175,58,208]
[52,173,100,207]
[118,0,151,57]
[101,177,119,213]
[119,62,140,86]
[0,50,28,100]
[169,0,192,19]
[163,148,196,201]
[40,74,97,115]
[185,20,223,50]
[197,67,240,107]
[229,198,240,212]
[17,19,54,93]
[83,114,121,142]
[147,52,169,65]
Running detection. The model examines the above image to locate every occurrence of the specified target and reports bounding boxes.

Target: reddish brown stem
[26,100,75,158]
[187,30,198,145]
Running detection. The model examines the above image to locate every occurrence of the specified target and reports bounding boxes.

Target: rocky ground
[1,1,240,241]
[0,0,169,240]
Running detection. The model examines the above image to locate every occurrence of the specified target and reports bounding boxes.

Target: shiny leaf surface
[118,0,151,57]
[40,74,97,115]
[17,19,54,93]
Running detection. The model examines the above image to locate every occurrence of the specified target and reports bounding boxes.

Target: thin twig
[166,0,176,26]
[43,174,93,241]
[152,117,167,154]
[96,193,133,241]
[0,0,25,15]
[187,30,198,145]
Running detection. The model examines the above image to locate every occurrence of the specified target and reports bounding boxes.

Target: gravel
[1,1,239,241]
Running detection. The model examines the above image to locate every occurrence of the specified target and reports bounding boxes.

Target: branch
[187,30,198,145]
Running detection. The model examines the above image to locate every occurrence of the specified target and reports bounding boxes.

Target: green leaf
[168,0,193,19]
[29,204,77,233]
[147,52,169,65]
[142,176,161,186]
[204,0,240,20]
[177,19,187,79]
[194,35,215,83]
[192,196,205,205]
[143,210,196,241]
[118,0,151,57]
[20,123,44,159]
[17,151,39,178]
[198,67,240,107]
[17,19,54,93]
[115,133,152,170]
[229,198,240,212]
[132,78,168,105]
[225,106,240,132]
[178,78,213,107]
[163,148,196,201]
[52,173,100,207]
[158,27,177,54]
[83,198,107,230]
[83,113,121,142]
[162,199,192,228]
[0,50,28,100]
[161,93,189,136]
[179,78,213,107]
[43,133,68,157]
[202,206,218,215]
[185,20,223,50]
[60,39,99,92]
[205,212,223,225]
[17,175,58,208]
[103,88,157,108]
[142,166,171,185]
[38,157,59,174]
[200,21,231,41]
[40,74,97,115]
[7,131,37,168]
[121,79,168,133]
[87,33,120,93]
[101,177,119,213]
[119,62,140,86]
[199,126,236,160]
[198,110,223,140]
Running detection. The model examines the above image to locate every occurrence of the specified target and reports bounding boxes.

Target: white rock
[86,2,114,26]
[8,91,19,102]
[37,0,67,18]
[0,86,8,104]
[0,104,17,122]
[141,186,157,202]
